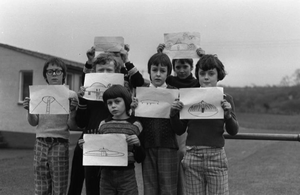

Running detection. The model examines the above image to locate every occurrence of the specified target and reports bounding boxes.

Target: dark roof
[0,43,84,70]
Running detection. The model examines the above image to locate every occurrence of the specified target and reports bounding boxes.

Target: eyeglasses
[46,69,63,76]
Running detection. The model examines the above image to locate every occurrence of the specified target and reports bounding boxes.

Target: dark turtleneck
[166,74,200,89]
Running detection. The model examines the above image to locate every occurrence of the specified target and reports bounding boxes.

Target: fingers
[23,97,30,110]
[196,47,205,57]
[157,43,165,53]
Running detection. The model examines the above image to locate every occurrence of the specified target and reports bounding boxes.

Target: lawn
[236,112,300,131]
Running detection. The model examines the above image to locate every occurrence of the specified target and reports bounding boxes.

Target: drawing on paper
[94,42,121,51]
[84,147,125,157]
[31,96,68,114]
[140,99,159,105]
[165,32,198,51]
[85,82,112,100]
[188,100,218,117]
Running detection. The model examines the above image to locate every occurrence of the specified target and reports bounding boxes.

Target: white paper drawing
[179,87,224,119]
[163,32,201,59]
[135,87,179,118]
[94,36,124,52]
[83,73,124,101]
[29,85,69,114]
[83,134,128,166]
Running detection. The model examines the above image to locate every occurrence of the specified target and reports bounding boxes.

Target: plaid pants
[142,148,178,195]
[34,139,69,195]
[182,147,229,195]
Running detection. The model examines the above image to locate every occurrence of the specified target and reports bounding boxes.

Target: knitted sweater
[36,89,78,139]
[98,116,145,167]
[170,93,239,148]
[166,74,200,89]
[138,84,179,149]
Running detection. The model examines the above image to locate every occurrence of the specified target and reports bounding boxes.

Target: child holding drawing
[157,43,205,195]
[68,50,144,195]
[98,85,145,195]
[170,54,239,195]
[23,57,78,195]
[133,52,180,195]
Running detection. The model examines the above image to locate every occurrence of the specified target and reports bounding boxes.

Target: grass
[236,112,300,131]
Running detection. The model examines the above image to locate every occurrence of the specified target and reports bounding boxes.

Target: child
[157,43,205,195]
[135,52,180,195]
[98,85,145,195]
[23,57,78,195]
[68,50,144,195]
[170,54,239,195]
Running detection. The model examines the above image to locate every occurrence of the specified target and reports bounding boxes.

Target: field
[236,112,300,131]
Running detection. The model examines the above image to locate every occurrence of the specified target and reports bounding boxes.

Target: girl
[170,54,239,195]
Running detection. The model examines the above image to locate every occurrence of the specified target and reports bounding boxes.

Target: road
[1,127,300,195]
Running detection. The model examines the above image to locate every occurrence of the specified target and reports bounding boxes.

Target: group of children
[23,42,239,195]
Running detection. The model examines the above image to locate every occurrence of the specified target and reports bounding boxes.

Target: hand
[77,86,86,98]
[23,97,30,111]
[78,139,85,149]
[126,135,140,146]
[119,48,129,63]
[170,99,184,117]
[69,98,78,112]
[157,43,165,53]
[221,99,232,119]
[124,44,130,52]
[196,47,205,57]
[130,97,139,110]
[86,47,95,63]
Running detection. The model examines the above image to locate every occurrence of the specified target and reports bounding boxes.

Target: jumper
[171,93,239,148]
[36,89,78,139]
[166,74,200,89]
[98,116,145,167]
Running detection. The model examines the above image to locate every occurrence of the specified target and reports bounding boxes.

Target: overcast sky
[1,0,300,87]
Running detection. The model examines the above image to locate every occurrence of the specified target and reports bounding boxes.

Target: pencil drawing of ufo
[140,99,159,105]
[188,100,218,117]
[85,82,111,100]
[94,42,122,52]
[84,147,124,157]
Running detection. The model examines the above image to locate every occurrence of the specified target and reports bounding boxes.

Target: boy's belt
[37,137,68,143]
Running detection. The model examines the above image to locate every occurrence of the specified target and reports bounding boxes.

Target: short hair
[195,54,226,81]
[147,53,172,76]
[172,58,193,71]
[93,53,121,73]
[43,57,67,84]
[102,85,132,114]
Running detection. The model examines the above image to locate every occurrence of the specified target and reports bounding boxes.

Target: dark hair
[147,53,172,76]
[93,53,121,73]
[43,57,67,84]
[172,58,193,71]
[195,54,226,81]
[103,85,132,115]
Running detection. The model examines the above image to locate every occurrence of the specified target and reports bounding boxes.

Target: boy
[23,57,78,195]
[68,50,144,195]
[134,52,180,195]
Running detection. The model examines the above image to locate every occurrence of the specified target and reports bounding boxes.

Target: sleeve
[97,120,106,134]
[224,94,239,136]
[68,90,79,130]
[81,62,93,85]
[124,62,144,88]
[75,97,89,128]
[170,113,188,135]
[133,119,146,163]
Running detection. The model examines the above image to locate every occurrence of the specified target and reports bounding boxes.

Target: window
[19,71,33,103]
[66,73,73,90]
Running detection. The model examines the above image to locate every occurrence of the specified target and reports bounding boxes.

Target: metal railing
[224,133,300,142]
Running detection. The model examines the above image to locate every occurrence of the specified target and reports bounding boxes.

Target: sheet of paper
[135,87,179,118]
[94,36,124,52]
[29,85,69,114]
[83,73,124,101]
[163,32,201,59]
[179,87,224,119]
[83,134,128,166]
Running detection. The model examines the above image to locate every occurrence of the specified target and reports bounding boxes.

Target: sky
[1,0,300,87]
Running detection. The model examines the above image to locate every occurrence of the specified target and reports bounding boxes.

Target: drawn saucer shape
[84,147,124,157]
[42,96,56,103]
[140,99,159,105]
[188,100,218,117]
[170,43,190,51]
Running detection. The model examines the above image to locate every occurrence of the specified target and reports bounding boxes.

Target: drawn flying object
[84,147,124,157]
[140,99,159,105]
[188,100,218,117]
